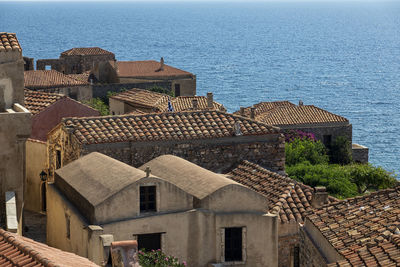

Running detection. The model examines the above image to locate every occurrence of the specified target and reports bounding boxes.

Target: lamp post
[39,170,48,182]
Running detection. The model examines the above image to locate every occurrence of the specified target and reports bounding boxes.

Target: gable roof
[258,105,349,126]
[227,160,315,223]
[110,88,226,113]
[0,32,21,52]
[116,60,193,78]
[307,187,400,266]
[55,152,146,207]
[0,228,98,267]
[140,155,240,199]
[24,70,89,89]
[61,47,114,56]
[24,89,65,115]
[234,101,295,117]
[61,110,280,145]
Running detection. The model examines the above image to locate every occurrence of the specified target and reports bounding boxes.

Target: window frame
[139,185,157,213]
[220,226,247,265]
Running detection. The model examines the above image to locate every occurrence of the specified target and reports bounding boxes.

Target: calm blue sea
[1,1,399,174]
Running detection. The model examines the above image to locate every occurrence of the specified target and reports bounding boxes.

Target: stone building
[94,58,196,96]
[36,47,115,75]
[24,70,92,101]
[47,152,279,266]
[24,90,99,213]
[109,88,225,115]
[227,160,332,267]
[46,110,285,177]
[0,32,31,232]
[300,187,400,266]
[0,228,98,266]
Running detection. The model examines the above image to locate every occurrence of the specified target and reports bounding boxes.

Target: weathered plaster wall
[25,139,47,213]
[278,222,300,267]
[29,85,92,102]
[0,50,24,109]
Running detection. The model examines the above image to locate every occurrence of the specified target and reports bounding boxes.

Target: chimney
[160,57,164,71]
[207,92,213,108]
[239,107,245,116]
[299,100,303,106]
[145,166,151,177]
[250,107,255,119]
[192,98,198,110]
[311,186,329,208]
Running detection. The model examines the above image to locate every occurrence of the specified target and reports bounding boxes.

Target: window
[225,227,243,262]
[174,84,181,96]
[138,233,161,251]
[293,246,300,267]
[140,186,156,212]
[56,150,62,169]
[41,182,46,212]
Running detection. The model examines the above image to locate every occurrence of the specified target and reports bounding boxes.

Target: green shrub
[330,136,352,165]
[285,138,329,166]
[350,164,397,194]
[149,86,174,97]
[138,249,186,267]
[84,98,109,116]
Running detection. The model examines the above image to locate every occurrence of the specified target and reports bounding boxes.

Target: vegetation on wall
[149,86,175,97]
[84,98,109,116]
[285,134,397,199]
[330,136,353,165]
[138,249,187,267]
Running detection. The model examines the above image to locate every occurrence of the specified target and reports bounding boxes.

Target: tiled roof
[111,89,226,113]
[116,60,193,78]
[234,101,295,117]
[0,228,98,267]
[24,70,89,89]
[227,160,314,223]
[258,105,349,126]
[61,47,114,56]
[67,73,90,83]
[0,32,21,52]
[308,187,400,267]
[62,110,280,145]
[24,89,65,115]
[110,88,169,110]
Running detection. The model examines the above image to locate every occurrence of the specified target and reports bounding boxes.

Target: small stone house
[47,152,279,266]
[46,110,285,177]
[24,89,99,213]
[109,88,225,115]
[226,160,332,267]
[36,47,115,75]
[0,32,31,232]
[301,187,400,266]
[24,70,92,101]
[94,59,196,96]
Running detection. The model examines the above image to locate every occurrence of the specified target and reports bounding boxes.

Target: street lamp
[40,170,48,182]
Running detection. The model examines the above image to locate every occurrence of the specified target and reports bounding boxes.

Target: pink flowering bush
[284,130,316,143]
[138,249,186,267]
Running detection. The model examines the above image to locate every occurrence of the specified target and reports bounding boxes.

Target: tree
[350,164,397,194]
[285,138,329,166]
[330,136,352,165]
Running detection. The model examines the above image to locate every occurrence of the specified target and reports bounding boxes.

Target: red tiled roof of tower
[0,32,21,52]
[308,187,400,267]
[227,160,316,223]
[62,110,280,145]
[24,70,89,89]
[0,228,98,267]
[259,105,348,126]
[110,88,169,110]
[234,101,295,117]
[165,96,226,112]
[61,47,114,56]
[24,90,65,115]
[116,61,193,78]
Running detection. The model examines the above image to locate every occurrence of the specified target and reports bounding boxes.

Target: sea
[1,1,399,175]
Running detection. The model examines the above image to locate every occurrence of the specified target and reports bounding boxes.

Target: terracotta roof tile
[227,160,315,223]
[61,47,114,56]
[62,110,279,145]
[259,105,349,125]
[309,187,400,266]
[167,96,226,112]
[24,89,65,115]
[0,32,21,52]
[0,228,98,267]
[24,70,89,89]
[234,101,295,117]
[67,73,90,83]
[116,60,193,78]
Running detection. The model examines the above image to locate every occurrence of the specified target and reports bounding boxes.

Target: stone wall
[299,227,328,267]
[60,54,115,74]
[92,81,171,99]
[352,143,369,163]
[81,134,285,173]
[279,233,299,267]
[32,85,92,102]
